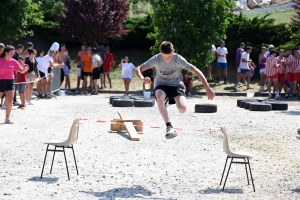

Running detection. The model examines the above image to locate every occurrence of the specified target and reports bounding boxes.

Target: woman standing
[0,45,28,124]
[25,49,39,104]
[120,56,135,96]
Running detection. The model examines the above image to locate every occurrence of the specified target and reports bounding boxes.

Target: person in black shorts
[91,47,103,95]
[134,41,215,139]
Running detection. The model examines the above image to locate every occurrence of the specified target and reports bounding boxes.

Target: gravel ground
[237,2,294,15]
[0,94,300,199]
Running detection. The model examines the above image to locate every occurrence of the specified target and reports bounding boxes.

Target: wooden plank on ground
[124,122,140,141]
[118,110,130,120]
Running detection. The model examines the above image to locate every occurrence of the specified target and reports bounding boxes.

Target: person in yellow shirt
[81,47,93,94]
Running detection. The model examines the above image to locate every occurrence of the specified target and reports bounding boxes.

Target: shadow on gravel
[292,188,300,193]
[27,176,59,184]
[81,185,175,200]
[274,110,300,116]
[109,131,131,141]
[198,187,243,194]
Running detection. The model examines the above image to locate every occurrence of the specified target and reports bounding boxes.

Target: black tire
[134,99,155,107]
[195,104,217,113]
[112,99,134,107]
[237,99,243,107]
[249,102,272,111]
[297,128,300,135]
[240,100,257,108]
[256,99,267,102]
[265,101,288,110]
[109,96,123,104]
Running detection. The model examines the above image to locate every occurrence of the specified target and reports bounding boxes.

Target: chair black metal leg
[222,157,233,191]
[247,158,255,192]
[50,146,57,174]
[220,156,229,185]
[40,145,49,178]
[71,146,79,175]
[244,158,249,185]
[63,146,70,180]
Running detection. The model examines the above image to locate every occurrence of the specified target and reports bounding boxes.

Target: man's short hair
[16,44,24,50]
[246,46,252,51]
[27,42,34,47]
[261,46,266,49]
[279,49,284,52]
[160,41,174,54]
[61,44,66,48]
[18,56,25,60]
[270,50,276,55]
[240,42,245,46]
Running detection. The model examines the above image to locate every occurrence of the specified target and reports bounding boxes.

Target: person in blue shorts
[216,41,228,84]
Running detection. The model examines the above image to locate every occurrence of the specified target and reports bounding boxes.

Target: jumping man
[134,41,215,139]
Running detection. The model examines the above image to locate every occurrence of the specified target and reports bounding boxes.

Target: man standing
[276,49,286,96]
[207,45,216,83]
[266,50,280,98]
[284,49,295,98]
[58,44,72,94]
[216,41,228,84]
[236,42,245,83]
[134,41,215,139]
[233,46,254,90]
[74,44,87,94]
[103,46,115,88]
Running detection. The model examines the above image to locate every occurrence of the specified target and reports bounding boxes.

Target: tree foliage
[291,0,300,28]
[0,0,44,40]
[148,0,234,69]
[56,0,130,46]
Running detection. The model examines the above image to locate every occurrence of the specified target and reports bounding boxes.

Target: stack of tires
[237,99,288,111]
[109,96,155,107]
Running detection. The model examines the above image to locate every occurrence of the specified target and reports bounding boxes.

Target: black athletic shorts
[82,71,93,77]
[39,71,46,79]
[154,83,186,105]
[92,67,101,80]
[99,64,104,74]
[0,80,15,92]
[142,69,154,82]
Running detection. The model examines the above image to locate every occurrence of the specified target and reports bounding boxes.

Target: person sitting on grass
[120,56,135,96]
[233,46,254,90]
[183,73,193,96]
[134,41,215,139]
[16,56,29,109]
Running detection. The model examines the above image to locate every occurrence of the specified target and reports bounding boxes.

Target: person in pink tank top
[0,45,28,124]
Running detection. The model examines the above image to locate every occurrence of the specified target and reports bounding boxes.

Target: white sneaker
[74,90,80,94]
[238,82,243,86]
[187,92,191,96]
[244,81,248,86]
[4,118,13,124]
[165,126,177,139]
[233,85,238,90]
[27,101,34,105]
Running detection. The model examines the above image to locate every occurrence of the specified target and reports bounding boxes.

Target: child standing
[16,56,29,109]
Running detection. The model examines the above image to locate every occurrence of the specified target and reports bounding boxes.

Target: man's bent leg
[174,95,187,114]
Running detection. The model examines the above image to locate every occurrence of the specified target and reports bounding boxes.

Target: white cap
[48,42,59,55]
[268,44,275,49]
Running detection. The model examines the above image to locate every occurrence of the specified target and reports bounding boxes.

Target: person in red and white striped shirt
[292,50,300,97]
[266,50,280,98]
[276,49,286,95]
[284,49,295,98]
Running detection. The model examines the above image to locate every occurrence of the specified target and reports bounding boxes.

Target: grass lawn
[244,9,295,24]
[64,48,261,94]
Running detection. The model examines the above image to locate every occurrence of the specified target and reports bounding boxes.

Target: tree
[0,0,44,40]
[148,0,233,69]
[291,0,300,28]
[56,0,130,46]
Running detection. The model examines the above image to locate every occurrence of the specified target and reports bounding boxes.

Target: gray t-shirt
[144,53,192,87]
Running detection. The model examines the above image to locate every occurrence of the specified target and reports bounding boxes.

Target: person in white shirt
[91,47,103,95]
[207,45,216,83]
[233,46,254,90]
[216,41,228,84]
[120,56,135,96]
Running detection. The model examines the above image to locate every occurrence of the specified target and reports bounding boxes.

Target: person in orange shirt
[81,47,93,94]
